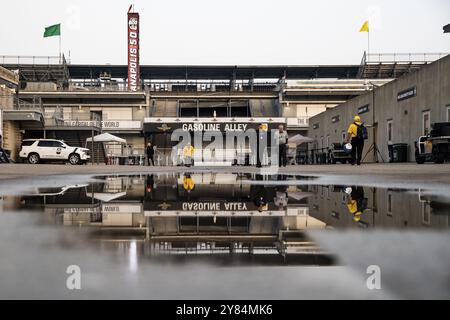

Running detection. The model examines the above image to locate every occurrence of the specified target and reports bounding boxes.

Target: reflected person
[345,186,367,222]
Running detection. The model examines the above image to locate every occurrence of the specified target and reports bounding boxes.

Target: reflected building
[308,185,450,229]
[18,173,332,266]
[16,174,449,266]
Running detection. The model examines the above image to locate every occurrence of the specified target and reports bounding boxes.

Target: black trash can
[388,144,394,163]
[392,143,408,163]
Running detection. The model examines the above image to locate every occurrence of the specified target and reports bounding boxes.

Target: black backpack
[356,123,368,140]
[357,197,368,212]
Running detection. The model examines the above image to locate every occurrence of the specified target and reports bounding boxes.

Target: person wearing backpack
[345,186,367,222]
[346,116,367,165]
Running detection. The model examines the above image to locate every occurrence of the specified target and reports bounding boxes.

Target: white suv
[19,139,90,165]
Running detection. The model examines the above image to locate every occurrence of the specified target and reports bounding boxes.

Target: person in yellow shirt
[183,174,195,192]
[183,143,195,167]
[345,186,367,222]
[346,116,365,165]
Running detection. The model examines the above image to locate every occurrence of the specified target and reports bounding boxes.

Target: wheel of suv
[69,153,80,165]
[434,154,445,164]
[28,153,40,164]
[415,155,426,164]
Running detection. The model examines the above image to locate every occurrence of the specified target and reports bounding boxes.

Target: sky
[1,0,449,65]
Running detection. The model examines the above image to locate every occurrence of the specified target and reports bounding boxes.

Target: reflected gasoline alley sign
[144,201,279,211]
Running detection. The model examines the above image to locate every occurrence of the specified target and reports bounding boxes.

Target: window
[21,140,35,147]
[38,141,54,147]
[422,202,431,225]
[52,141,64,148]
[387,192,393,216]
[342,131,346,143]
[37,141,63,148]
[90,110,103,121]
[387,120,393,144]
[326,135,330,148]
[422,111,431,135]
[447,106,450,122]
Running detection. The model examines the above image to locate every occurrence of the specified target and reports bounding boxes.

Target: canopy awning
[288,134,315,146]
[86,133,126,144]
[87,192,127,202]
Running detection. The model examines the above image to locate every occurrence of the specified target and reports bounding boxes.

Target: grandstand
[0,52,446,163]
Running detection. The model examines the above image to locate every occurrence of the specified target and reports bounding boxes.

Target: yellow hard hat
[354,116,361,122]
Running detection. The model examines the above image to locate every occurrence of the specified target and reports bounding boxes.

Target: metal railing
[13,96,44,113]
[146,81,278,93]
[153,147,272,166]
[364,52,448,64]
[69,80,131,92]
[0,55,70,65]
[296,147,330,165]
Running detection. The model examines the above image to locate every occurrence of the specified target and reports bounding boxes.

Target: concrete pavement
[0,163,450,185]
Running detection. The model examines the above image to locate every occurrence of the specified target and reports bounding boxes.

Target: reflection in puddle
[8,173,449,269]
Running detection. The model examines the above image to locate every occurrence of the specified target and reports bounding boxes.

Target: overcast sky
[1,0,449,65]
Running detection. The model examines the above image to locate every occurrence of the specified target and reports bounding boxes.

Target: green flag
[44,24,61,37]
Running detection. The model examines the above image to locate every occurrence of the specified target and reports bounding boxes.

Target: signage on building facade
[144,201,280,211]
[397,86,417,101]
[102,120,142,130]
[358,104,370,114]
[63,120,141,130]
[127,9,140,92]
[143,119,285,133]
[102,203,142,214]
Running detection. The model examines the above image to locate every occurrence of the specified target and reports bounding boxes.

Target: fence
[152,147,284,166]
[296,147,330,165]
[13,96,44,113]
[0,55,70,65]
[364,52,448,64]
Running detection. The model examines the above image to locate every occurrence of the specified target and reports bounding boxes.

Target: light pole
[362,81,385,163]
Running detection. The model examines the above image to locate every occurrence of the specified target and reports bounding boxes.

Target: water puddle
[0,173,449,299]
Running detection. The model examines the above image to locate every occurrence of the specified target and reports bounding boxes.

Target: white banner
[101,120,142,130]
[63,120,142,130]
[102,203,142,214]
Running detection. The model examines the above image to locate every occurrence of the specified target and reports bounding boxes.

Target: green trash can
[392,143,408,163]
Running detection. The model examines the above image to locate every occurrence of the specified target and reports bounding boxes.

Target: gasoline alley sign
[127,10,140,92]
[181,123,249,132]
[144,201,279,211]
[144,121,283,133]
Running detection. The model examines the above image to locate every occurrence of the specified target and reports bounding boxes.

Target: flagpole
[59,34,61,64]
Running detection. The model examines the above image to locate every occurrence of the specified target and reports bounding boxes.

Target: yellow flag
[360,21,369,33]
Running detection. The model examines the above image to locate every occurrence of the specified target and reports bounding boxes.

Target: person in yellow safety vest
[182,174,195,191]
[345,186,367,222]
[346,115,365,166]
[183,143,195,167]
